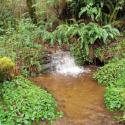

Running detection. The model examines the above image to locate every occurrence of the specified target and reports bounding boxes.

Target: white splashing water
[51,51,89,76]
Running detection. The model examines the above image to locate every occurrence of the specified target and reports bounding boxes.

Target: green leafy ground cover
[0,76,61,125]
[93,58,125,86]
[94,57,125,120]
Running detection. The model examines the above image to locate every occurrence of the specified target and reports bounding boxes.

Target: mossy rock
[0,57,15,82]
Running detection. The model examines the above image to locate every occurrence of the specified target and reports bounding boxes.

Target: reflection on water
[31,71,118,125]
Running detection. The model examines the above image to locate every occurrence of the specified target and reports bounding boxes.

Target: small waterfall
[51,51,89,76]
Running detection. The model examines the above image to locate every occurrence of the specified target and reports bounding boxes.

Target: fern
[42,22,119,64]
[79,3,101,21]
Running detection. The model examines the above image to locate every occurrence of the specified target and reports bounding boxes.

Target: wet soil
[31,71,119,125]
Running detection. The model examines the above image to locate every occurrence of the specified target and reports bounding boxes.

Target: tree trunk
[26,0,37,24]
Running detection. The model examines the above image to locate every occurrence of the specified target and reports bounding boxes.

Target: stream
[31,51,118,125]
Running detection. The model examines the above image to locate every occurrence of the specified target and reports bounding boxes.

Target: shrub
[93,59,125,86]
[94,39,125,63]
[41,22,119,64]
[104,85,123,111]
[0,1,15,35]
[0,18,44,77]
[70,42,92,65]
[0,76,62,124]
[0,57,15,82]
[94,58,125,120]
[70,23,119,64]
[68,0,125,27]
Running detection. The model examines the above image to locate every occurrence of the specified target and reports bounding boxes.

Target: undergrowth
[0,18,44,77]
[104,85,124,112]
[93,58,125,86]
[41,22,119,64]
[0,76,62,125]
[94,58,125,120]
[94,39,125,63]
[1,0,125,124]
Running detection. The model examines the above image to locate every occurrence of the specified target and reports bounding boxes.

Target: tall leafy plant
[0,18,44,77]
[68,0,125,27]
[40,22,119,64]
[79,3,102,22]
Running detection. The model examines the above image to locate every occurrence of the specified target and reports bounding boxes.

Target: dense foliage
[1,0,125,124]
[94,39,125,62]
[69,0,125,27]
[0,19,44,77]
[0,76,61,125]
[69,23,119,64]
[93,59,125,86]
[94,58,125,120]
[0,0,124,65]
[41,22,119,64]
[33,0,122,65]
[104,85,124,112]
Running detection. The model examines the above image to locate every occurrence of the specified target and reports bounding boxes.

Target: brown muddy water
[31,71,119,125]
